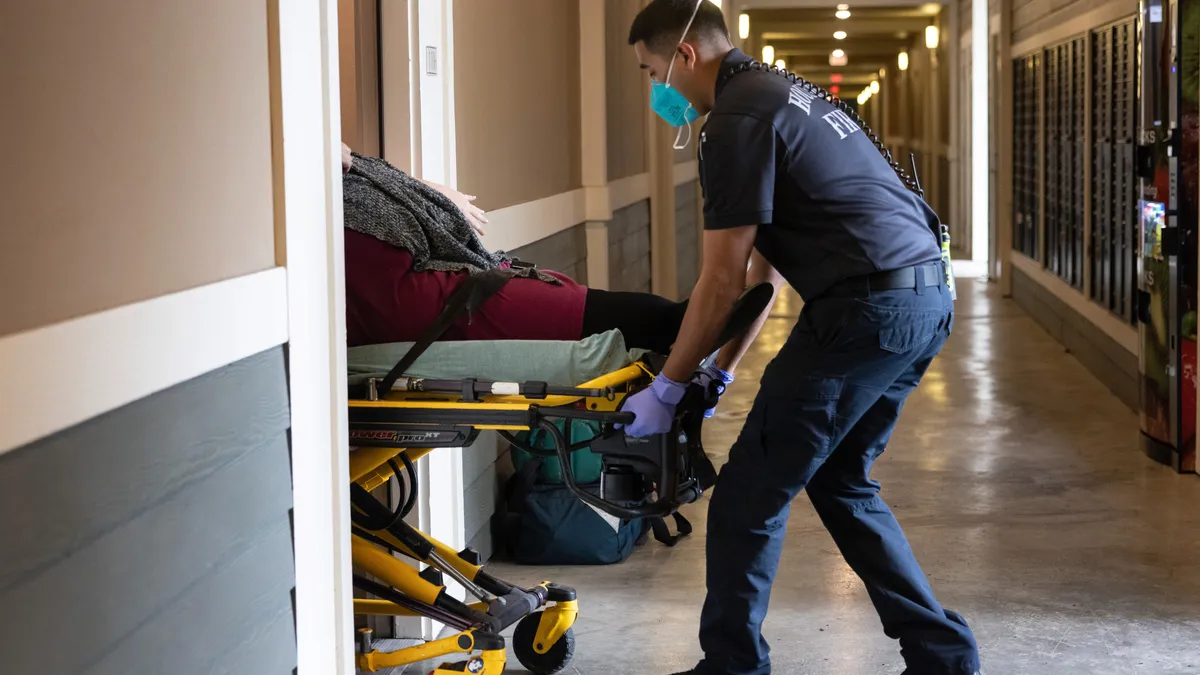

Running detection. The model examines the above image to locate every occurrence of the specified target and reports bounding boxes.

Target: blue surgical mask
[649,0,704,149]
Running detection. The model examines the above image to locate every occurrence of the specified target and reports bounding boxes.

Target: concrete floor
[404,279,1200,674]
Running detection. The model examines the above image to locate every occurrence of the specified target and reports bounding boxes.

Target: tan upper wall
[608,0,650,180]
[454,0,582,210]
[0,0,277,338]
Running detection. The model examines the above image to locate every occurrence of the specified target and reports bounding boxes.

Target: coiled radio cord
[727,59,925,198]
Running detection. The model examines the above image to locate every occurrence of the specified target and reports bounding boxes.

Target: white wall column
[580,0,611,290]
[971,0,990,271]
[267,0,354,671]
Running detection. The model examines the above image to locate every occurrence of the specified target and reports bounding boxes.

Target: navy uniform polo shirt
[697,48,943,301]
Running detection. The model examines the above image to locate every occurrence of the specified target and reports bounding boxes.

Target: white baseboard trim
[0,267,290,456]
[610,172,651,211]
[482,189,587,252]
[674,160,699,187]
[480,166,697,253]
[1011,252,1137,355]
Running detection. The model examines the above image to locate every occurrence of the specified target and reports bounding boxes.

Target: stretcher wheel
[512,612,575,675]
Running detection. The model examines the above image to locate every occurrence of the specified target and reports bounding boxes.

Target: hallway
[485,279,1200,675]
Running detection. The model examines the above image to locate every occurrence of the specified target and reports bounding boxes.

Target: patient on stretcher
[341,144,760,354]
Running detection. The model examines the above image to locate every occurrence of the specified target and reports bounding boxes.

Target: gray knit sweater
[343,153,559,284]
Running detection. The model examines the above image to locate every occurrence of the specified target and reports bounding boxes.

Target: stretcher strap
[377,267,517,396]
[647,512,693,547]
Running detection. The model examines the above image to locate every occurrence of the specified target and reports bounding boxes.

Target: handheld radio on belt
[726,60,957,300]
[908,152,958,301]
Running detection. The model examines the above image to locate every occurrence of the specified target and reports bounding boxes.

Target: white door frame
[971,0,991,274]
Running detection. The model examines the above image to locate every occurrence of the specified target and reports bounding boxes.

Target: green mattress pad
[346,329,646,388]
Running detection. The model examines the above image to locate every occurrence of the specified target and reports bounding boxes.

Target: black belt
[818,262,943,299]
[866,262,943,291]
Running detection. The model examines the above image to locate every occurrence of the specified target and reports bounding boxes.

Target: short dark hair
[628,0,730,57]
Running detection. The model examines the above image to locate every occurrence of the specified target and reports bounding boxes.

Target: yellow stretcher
[345,282,774,674]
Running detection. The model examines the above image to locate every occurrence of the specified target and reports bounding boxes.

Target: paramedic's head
[628,0,732,117]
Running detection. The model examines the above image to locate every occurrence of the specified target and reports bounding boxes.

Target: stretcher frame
[347,359,713,674]
[345,282,772,673]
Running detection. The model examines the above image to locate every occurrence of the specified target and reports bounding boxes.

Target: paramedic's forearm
[661,270,745,382]
[714,252,783,373]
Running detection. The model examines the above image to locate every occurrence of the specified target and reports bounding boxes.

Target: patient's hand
[424,181,489,236]
[341,143,353,173]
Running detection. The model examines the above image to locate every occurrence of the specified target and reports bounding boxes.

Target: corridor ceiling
[739,2,943,90]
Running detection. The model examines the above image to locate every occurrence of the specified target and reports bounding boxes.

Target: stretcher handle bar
[538,408,635,426]
[538,419,682,520]
[387,377,606,400]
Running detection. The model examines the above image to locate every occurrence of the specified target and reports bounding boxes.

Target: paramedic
[620,1,982,674]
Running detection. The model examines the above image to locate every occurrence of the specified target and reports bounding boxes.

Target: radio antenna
[909,153,924,199]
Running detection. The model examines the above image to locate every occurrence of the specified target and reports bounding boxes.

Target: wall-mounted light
[835,9,852,19]
[925,24,939,49]
[833,30,847,40]
[870,80,880,94]
[775,59,787,70]
[739,13,750,40]
[898,50,909,71]
[762,44,775,64]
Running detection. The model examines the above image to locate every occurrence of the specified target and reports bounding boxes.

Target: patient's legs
[580,288,688,354]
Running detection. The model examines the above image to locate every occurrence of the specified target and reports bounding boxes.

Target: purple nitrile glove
[693,362,735,418]
[615,373,688,437]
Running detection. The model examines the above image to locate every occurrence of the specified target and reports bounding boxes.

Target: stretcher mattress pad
[347,329,644,388]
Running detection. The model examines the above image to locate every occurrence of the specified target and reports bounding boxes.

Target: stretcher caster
[428,648,505,674]
[512,610,577,675]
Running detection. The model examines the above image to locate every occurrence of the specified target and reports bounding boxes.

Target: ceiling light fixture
[830,85,840,94]
[762,44,775,64]
[837,4,850,9]
[830,73,843,83]
[829,48,847,66]
[880,67,886,77]
[775,58,787,69]
[870,79,880,93]
[835,9,851,19]
[833,30,847,40]
[897,50,909,71]
[738,13,750,40]
[925,24,940,49]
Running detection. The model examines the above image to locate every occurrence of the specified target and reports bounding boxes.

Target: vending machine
[1136,0,1198,473]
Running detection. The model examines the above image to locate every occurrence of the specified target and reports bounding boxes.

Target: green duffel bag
[508,418,604,485]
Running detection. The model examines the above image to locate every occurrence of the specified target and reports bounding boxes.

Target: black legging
[580,288,688,354]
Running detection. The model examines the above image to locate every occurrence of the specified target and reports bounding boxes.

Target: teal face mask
[650,68,699,128]
[649,0,704,149]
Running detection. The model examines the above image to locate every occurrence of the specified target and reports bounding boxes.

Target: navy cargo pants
[695,264,980,675]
